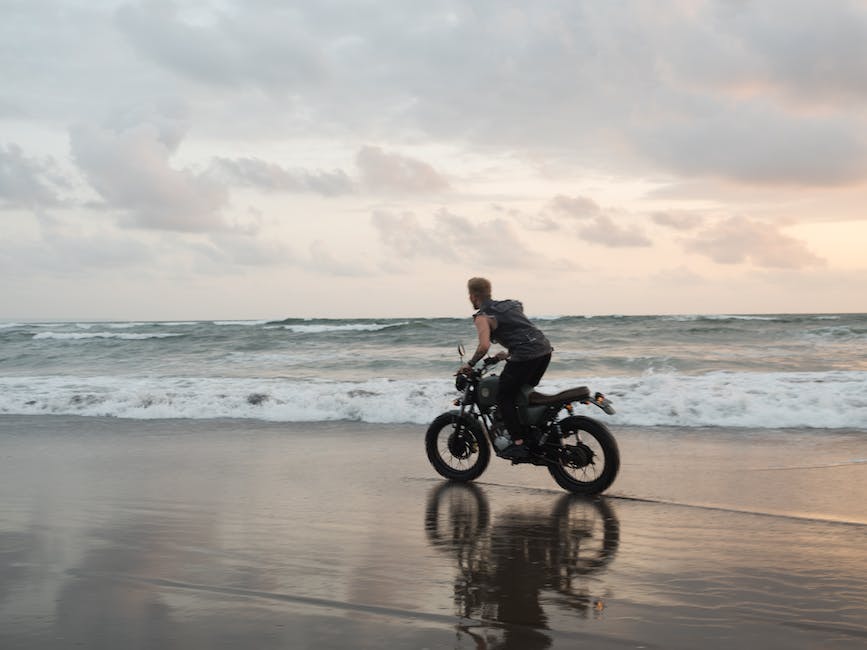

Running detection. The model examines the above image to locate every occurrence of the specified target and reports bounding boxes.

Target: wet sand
[1,415,866,649]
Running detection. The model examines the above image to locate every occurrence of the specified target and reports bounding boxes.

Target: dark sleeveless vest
[475,299,552,362]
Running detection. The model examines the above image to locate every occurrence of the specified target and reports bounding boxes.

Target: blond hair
[467,277,491,299]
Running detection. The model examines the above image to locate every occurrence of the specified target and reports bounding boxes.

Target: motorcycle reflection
[425,482,620,650]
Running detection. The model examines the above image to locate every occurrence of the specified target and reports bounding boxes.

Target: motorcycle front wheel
[548,416,620,495]
[425,412,490,482]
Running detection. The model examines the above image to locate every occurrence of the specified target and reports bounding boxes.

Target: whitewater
[1,314,866,430]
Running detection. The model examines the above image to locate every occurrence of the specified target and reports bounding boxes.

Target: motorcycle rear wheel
[548,416,619,495]
[425,412,490,482]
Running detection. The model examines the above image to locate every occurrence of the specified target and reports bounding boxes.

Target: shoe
[499,443,529,460]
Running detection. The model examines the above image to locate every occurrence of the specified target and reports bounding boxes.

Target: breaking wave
[2,370,865,429]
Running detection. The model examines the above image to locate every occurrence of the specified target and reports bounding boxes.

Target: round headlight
[455,374,468,391]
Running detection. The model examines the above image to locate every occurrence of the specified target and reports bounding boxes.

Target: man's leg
[496,362,525,441]
[497,354,551,443]
[525,353,551,388]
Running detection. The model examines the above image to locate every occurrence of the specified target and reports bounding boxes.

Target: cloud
[209,157,354,196]
[210,149,447,197]
[307,240,372,276]
[205,231,293,267]
[578,214,652,248]
[634,105,867,186]
[0,229,152,275]
[198,233,369,276]
[371,210,452,259]
[43,230,153,271]
[0,143,69,208]
[115,1,327,90]
[548,194,601,219]
[0,99,26,119]
[652,211,704,231]
[650,265,705,286]
[493,203,559,232]
[372,208,530,264]
[543,194,651,247]
[684,216,825,269]
[667,1,867,106]
[10,1,867,189]
[356,146,450,194]
[590,2,867,185]
[439,209,535,260]
[69,120,228,231]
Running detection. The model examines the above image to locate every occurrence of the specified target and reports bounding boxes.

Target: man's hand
[457,363,474,375]
[493,350,510,361]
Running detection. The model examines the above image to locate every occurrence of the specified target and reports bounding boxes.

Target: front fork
[454,384,495,441]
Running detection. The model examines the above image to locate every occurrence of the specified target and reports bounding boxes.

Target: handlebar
[455,356,500,378]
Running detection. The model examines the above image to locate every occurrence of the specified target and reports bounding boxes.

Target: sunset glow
[2,1,865,319]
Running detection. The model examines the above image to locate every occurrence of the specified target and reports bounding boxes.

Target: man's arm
[461,316,492,370]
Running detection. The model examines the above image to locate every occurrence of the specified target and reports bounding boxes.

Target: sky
[2,0,866,320]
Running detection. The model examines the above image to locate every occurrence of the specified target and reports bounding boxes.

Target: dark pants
[497,353,551,440]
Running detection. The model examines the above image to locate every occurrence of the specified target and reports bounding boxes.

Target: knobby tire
[425,412,490,482]
[548,415,620,495]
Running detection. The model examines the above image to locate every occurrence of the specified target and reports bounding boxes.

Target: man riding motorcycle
[458,277,553,459]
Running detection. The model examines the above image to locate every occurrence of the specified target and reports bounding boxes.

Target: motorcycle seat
[528,386,591,406]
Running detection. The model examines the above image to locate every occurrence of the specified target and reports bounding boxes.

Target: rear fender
[557,415,610,438]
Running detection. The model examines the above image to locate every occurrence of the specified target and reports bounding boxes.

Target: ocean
[1,313,866,430]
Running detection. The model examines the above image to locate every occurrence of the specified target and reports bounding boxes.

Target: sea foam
[32,332,185,341]
[2,370,865,429]
[272,322,410,334]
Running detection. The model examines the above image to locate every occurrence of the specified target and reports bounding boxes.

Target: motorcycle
[425,346,620,495]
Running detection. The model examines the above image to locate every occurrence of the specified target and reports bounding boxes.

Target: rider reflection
[425,482,620,650]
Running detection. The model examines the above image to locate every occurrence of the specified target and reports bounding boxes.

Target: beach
[1,415,865,649]
[6,0,867,641]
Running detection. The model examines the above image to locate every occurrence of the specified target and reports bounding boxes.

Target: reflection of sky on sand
[0,418,466,647]
[604,509,867,648]
[1,416,866,649]
[612,427,867,525]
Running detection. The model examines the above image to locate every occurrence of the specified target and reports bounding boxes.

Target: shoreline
[4,413,864,523]
[1,415,866,648]
[4,411,866,434]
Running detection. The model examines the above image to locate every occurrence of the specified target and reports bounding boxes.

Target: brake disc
[447,429,475,459]
[563,442,594,468]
